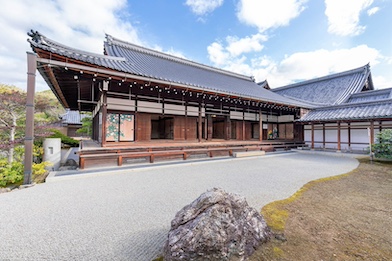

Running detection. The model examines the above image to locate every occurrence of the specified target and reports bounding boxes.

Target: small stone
[0,187,11,194]
[64,159,78,167]
[274,233,287,242]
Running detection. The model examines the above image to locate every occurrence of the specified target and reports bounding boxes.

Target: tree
[371,129,392,159]
[0,85,26,163]
[0,84,65,164]
[76,113,92,136]
[35,90,65,125]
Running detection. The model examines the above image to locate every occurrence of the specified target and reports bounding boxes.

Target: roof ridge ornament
[27,30,49,46]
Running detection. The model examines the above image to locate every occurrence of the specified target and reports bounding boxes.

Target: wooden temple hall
[26,31,307,168]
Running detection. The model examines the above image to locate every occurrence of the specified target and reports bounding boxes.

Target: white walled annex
[304,121,392,152]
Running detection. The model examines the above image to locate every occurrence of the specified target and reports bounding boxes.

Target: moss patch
[261,168,355,232]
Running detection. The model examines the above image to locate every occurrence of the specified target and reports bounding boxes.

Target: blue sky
[0,0,391,92]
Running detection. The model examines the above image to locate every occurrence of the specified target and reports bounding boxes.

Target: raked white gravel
[0,152,359,261]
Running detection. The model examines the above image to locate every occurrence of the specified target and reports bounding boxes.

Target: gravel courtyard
[0,152,359,261]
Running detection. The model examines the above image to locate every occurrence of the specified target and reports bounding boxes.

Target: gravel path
[0,152,359,261]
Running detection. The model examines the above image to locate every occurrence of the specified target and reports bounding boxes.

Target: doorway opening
[151,116,174,139]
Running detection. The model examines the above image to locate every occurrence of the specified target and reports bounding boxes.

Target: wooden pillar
[23,52,37,185]
[204,109,208,140]
[348,122,351,150]
[225,116,231,140]
[370,121,374,145]
[207,114,213,140]
[311,123,315,149]
[184,102,188,140]
[198,104,202,142]
[101,81,108,146]
[259,110,263,142]
[337,121,341,152]
[322,123,326,149]
[134,94,138,141]
[242,111,245,141]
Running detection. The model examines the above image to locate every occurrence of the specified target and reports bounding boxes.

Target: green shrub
[32,161,52,183]
[0,160,52,187]
[371,129,392,159]
[49,129,79,147]
[0,160,24,187]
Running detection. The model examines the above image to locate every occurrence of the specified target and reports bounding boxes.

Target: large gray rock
[164,188,272,261]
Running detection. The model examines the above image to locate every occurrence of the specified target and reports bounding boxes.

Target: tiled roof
[28,31,307,108]
[257,80,270,90]
[346,88,392,104]
[272,65,374,106]
[60,110,89,125]
[298,99,392,122]
[103,35,307,106]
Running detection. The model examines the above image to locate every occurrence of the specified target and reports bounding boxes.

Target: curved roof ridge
[313,97,392,110]
[28,30,126,62]
[334,70,367,104]
[273,64,370,91]
[278,94,323,108]
[105,34,254,82]
[350,87,392,97]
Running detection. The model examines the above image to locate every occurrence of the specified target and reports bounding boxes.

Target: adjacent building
[273,65,392,152]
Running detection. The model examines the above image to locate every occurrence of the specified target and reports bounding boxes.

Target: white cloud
[372,75,392,89]
[367,6,380,16]
[325,0,373,36]
[207,33,267,65]
[0,0,141,92]
[185,0,224,16]
[207,42,230,65]
[276,45,381,81]
[208,43,384,88]
[226,34,267,57]
[237,0,308,32]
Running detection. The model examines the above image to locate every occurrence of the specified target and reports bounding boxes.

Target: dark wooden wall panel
[174,116,186,140]
[286,124,294,139]
[187,117,197,140]
[236,121,243,140]
[245,122,252,140]
[136,113,151,141]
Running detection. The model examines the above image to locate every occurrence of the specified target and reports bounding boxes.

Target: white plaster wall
[43,138,61,171]
[164,104,186,116]
[303,123,373,151]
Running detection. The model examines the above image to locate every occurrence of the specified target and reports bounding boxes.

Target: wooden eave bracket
[44,64,69,108]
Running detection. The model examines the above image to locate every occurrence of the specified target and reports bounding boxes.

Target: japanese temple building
[25,31,392,169]
[273,65,392,152]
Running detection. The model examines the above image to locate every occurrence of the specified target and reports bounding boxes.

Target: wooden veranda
[78,139,305,169]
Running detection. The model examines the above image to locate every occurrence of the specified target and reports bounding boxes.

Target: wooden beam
[44,65,69,108]
[322,123,325,149]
